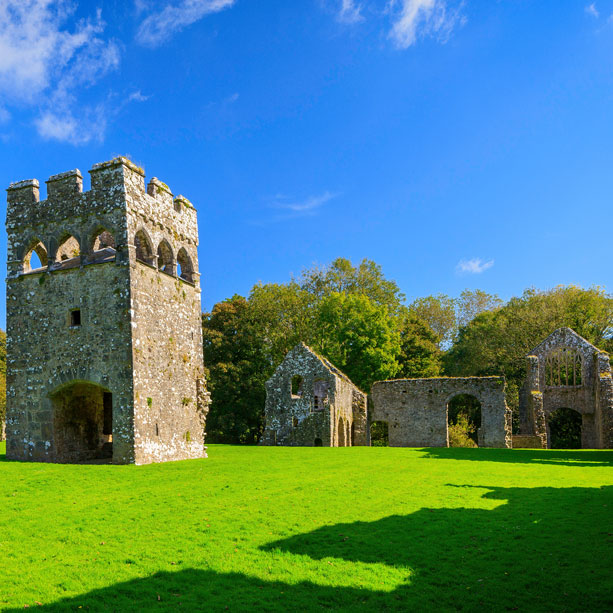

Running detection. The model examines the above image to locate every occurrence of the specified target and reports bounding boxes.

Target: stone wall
[5,157,209,464]
[371,377,512,448]
[261,343,367,447]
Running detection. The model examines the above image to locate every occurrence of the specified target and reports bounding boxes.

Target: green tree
[396,310,442,378]
[456,289,502,330]
[316,292,400,391]
[299,258,405,316]
[202,296,269,444]
[408,294,456,349]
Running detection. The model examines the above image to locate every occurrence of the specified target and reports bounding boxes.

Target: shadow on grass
[418,447,613,466]
[7,485,613,612]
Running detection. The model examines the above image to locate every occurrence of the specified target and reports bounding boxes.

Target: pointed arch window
[91,229,116,263]
[23,240,48,273]
[177,248,194,283]
[157,240,174,275]
[134,229,154,265]
[56,235,80,262]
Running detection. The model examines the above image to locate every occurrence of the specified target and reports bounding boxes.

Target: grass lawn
[0,442,611,612]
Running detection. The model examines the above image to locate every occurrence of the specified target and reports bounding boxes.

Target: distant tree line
[202,257,613,444]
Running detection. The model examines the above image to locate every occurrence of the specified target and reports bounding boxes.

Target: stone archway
[447,393,482,447]
[547,407,582,449]
[50,381,113,462]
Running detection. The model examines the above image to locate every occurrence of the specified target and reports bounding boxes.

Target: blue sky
[0,0,612,324]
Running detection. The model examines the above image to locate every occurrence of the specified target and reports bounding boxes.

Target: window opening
[545,348,582,387]
[177,248,194,282]
[313,380,329,411]
[56,235,80,262]
[70,310,81,327]
[291,375,303,398]
[23,240,48,273]
[134,230,154,265]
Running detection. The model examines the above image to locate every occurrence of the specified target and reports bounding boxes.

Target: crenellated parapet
[6,156,201,287]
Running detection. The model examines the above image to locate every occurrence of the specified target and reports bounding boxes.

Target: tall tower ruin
[5,157,210,464]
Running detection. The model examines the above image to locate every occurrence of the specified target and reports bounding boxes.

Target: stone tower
[5,157,210,464]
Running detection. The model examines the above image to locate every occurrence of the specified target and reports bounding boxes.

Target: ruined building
[519,327,613,449]
[5,157,210,464]
[371,377,512,448]
[261,343,368,446]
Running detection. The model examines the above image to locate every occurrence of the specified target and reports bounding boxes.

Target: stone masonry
[5,157,210,464]
[519,327,613,449]
[261,343,368,446]
[371,377,512,448]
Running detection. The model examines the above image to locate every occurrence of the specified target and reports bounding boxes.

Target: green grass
[0,442,612,612]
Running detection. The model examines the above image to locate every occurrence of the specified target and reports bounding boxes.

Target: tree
[395,310,442,378]
[456,289,502,330]
[408,294,456,349]
[202,296,269,444]
[299,258,405,316]
[316,292,400,391]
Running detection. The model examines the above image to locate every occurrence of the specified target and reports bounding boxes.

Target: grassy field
[0,443,611,612]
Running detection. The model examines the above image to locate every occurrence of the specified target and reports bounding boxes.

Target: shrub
[448,413,477,448]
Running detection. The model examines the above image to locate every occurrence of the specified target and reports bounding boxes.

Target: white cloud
[271,192,337,213]
[388,0,464,48]
[136,0,236,48]
[456,257,494,275]
[0,1,119,144]
[339,0,364,23]
[129,90,150,102]
[35,105,107,145]
[250,191,338,224]
[0,107,10,124]
[585,3,599,17]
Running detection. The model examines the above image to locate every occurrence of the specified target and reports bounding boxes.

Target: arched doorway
[50,382,113,462]
[314,437,323,447]
[370,421,389,447]
[548,408,582,449]
[447,394,481,447]
[338,417,346,447]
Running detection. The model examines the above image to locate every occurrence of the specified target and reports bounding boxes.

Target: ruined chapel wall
[371,377,511,448]
[262,347,335,446]
[371,379,448,447]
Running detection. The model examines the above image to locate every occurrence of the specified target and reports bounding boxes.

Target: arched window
[545,348,582,387]
[291,375,303,398]
[177,248,194,282]
[91,229,116,263]
[92,230,116,252]
[134,229,154,265]
[23,240,48,273]
[157,240,174,275]
[56,235,80,262]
